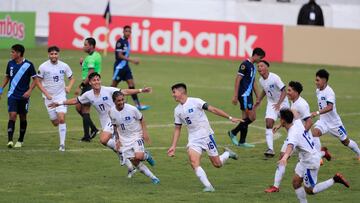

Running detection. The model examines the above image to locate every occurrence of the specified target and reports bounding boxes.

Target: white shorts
[44,97,67,120]
[314,119,347,141]
[121,138,145,160]
[265,102,289,121]
[102,122,114,134]
[187,134,219,157]
[295,162,319,188]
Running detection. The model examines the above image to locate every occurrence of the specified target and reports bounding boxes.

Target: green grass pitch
[0,47,359,202]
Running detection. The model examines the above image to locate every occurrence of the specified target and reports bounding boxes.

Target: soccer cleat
[203,186,215,192]
[264,185,280,193]
[333,173,350,188]
[137,105,150,111]
[151,177,160,184]
[321,147,332,161]
[227,131,239,146]
[7,141,14,148]
[264,149,275,158]
[90,129,99,140]
[14,141,23,148]
[127,168,137,178]
[59,144,65,152]
[145,151,156,166]
[238,142,255,148]
[224,147,238,160]
[80,136,91,142]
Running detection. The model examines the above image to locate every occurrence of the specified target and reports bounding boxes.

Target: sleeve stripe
[175,123,182,126]
[77,97,82,104]
[238,73,244,76]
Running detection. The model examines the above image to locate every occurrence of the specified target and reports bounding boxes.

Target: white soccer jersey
[259,72,289,105]
[38,60,73,98]
[77,86,119,129]
[316,85,342,128]
[286,121,321,169]
[291,96,311,121]
[108,104,143,146]
[174,97,214,143]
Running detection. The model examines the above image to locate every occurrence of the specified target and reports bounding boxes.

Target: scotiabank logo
[49,13,283,61]
[0,15,25,40]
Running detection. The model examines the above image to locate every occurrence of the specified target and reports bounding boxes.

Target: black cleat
[80,136,91,142]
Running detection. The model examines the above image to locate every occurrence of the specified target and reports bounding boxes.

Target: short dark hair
[171,83,187,92]
[11,44,25,56]
[112,90,124,101]
[123,25,131,30]
[48,46,60,53]
[280,108,294,124]
[316,69,329,81]
[85,37,96,47]
[252,47,265,58]
[88,72,101,80]
[259,60,270,67]
[288,81,303,94]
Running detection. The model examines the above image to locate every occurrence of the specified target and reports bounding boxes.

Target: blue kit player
[228,47,266,147]
[111,25,149,111]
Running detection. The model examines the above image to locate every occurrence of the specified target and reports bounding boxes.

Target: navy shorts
[238,95,253,111]
[112,65,133,82]
[8,97,29,114]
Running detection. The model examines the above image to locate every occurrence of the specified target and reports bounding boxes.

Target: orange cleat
[321,147,332,161]
[333,173,350,188]
[264,186,280,193]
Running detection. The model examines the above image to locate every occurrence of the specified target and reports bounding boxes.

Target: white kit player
[254,60,289,157]
[167,83,240,192]
[278,109,349,203]
[103,91,159,184]
[49,72,153,176]
[311,69,360,161]
[265,81,331,193]
[37,46,75,151]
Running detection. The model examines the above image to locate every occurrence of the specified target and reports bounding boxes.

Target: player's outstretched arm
[167,124,182,157]
[206,105,243,123]
[48,97,79,108]
[121,87,152,95]
[65,76,76,94]
[311,103,333,118]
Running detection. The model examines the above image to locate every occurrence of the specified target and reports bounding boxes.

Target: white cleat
[59,145,65,152]
[127,168,137,178]
[203,186,215,192]
[14,142,23,148]
[224,147,238,160]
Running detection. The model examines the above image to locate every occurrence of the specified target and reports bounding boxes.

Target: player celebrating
[111,25,149,111]
[311,69,360,160]
[228,47,265,147]
[0,44,42,148]
[167,83,240,192]
[278,109,349,203]
[254,60,289,157]
[103,91,160,184]
[37,46,75,151]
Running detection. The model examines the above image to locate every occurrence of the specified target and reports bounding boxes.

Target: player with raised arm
[311,69,360,160]
[37,46,75,151]
[228,47,265,147]
[254,60,289,157]
[167,83,240,192]
[103,91,159,184]
[278,109,349,203]
[265,81,331,193]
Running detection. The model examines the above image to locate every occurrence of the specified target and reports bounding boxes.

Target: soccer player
[111,25,149,111]
[264,81,330,193]
[76,37,102,142]
[102,91,160,184]
[254,60,289,157]
[311,69,360,160]
[37,46,75,151]
[167,83,240,192]
[0,44,42,148]
[228,47,265,147]
[278,109,349,203]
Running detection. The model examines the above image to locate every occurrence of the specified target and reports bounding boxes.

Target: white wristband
[316,111,320,115]
[228,116,233,120]
[139,89,143,93]
[58,101,64,105]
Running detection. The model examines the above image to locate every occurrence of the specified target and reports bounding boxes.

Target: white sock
[106,138,116,150]
[144,151,150,160]
[295,187,308,203]
[313,179,334,194]
[195,166,212,188]
[125,159,134,170]
[274,164,286,188]
[219,151,229,165]
[58,123,66,146]
[265,128,273,150]
[137,162,155,179]
[347,139,360,157]
[313,136,321,152]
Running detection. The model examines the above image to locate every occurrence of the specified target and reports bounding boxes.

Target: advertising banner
[0,12,36,49]
[49,12,283,61]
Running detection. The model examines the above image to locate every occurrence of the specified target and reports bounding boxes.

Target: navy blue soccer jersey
[5,59,36,100]
[114,37,130,69]
[237,59,256,97]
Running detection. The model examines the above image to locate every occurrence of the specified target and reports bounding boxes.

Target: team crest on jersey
[102,96,108,101]
[125,116,131,121]
[60,70,65,74]
[269,84,275,89]
[188,108,194,113]
[321,97,326,100]
[241,65,246,70]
